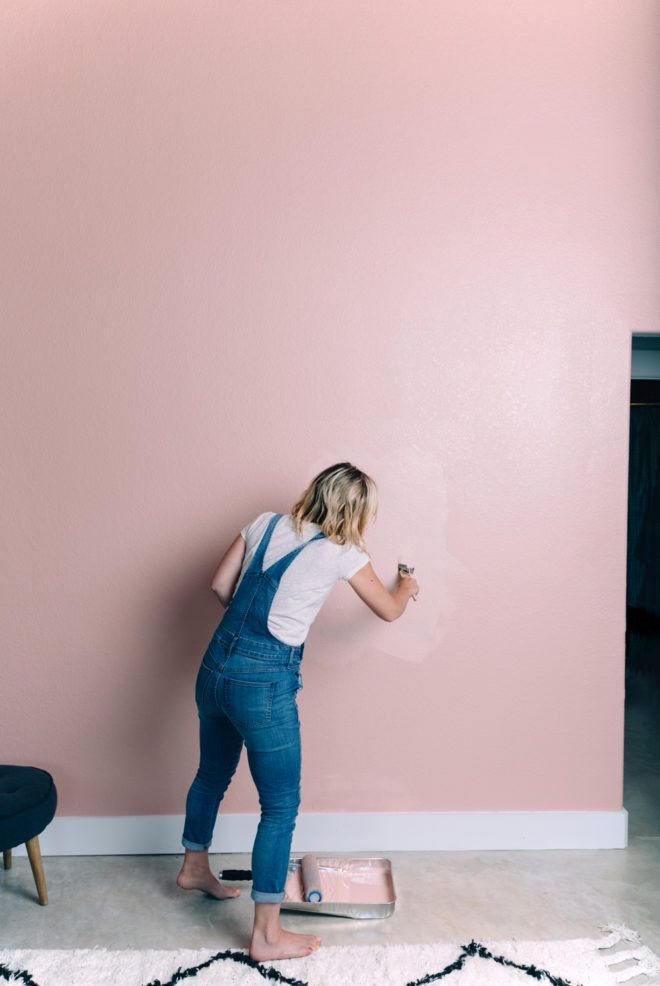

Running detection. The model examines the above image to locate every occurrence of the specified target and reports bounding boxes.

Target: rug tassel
[595,923,660,983]
[597,923,643,946]
[602,953,660,983]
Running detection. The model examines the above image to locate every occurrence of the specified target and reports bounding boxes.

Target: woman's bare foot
[249,927,322,961]
[176,849,240,899]
[176,867,240,899]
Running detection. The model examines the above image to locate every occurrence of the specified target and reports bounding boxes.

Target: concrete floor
[1,668,659,956]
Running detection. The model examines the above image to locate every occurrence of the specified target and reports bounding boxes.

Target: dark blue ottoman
[1,765,58,905]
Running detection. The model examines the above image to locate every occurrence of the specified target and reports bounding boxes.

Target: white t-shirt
[234,511,371,645]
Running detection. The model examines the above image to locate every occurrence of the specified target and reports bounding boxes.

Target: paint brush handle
[398,562,418,601]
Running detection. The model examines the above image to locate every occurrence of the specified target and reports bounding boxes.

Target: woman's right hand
[347,563,419,622]
[399,572,419,601]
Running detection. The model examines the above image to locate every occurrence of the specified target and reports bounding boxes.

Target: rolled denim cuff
[182,837,211,851]
[251,888,286,903]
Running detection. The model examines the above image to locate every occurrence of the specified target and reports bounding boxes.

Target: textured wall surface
[2,1,658,815]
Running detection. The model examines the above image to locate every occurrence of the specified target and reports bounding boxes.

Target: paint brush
[398,561,417,601]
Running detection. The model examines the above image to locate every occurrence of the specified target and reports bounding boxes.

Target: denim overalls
[181,512,325,903]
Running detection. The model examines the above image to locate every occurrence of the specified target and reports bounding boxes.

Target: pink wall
[2,2,658,817]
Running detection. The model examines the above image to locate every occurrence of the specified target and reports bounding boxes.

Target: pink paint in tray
[281,856,396,919]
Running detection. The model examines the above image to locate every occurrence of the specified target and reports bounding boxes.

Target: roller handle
[218,868,252,880]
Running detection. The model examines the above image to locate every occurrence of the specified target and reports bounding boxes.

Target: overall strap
[263,529,326,576]
[252,512,282,570]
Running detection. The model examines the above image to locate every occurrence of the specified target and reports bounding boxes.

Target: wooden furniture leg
[2,848,11,869]
[25,835,48,905]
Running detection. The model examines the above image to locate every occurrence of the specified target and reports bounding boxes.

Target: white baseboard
[10,809,628,855]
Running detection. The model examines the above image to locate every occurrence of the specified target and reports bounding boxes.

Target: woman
[176,462,420,961]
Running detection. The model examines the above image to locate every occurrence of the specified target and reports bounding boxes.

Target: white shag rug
[1,923,659,986]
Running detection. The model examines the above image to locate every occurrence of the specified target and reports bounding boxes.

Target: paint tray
[280,856,396,919]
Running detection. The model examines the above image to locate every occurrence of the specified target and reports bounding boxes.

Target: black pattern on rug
[0,963,42,985]
[141,948,309,986]
[0,941,587,986]
[406,940,581,985]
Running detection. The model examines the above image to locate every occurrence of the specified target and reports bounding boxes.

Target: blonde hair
[290,462,377,552]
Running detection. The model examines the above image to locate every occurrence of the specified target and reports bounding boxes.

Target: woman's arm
[210,534,247,608]
[347,562,418,621]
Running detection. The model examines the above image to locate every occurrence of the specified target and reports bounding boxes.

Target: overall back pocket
[195,663,216,708]
[221,676,276,730]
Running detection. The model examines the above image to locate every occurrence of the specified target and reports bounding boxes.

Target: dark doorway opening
[624,332,660,843]
[627,336,660,676]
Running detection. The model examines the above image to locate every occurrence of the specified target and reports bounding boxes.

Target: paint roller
[219,856,324,902]
[300,853,323,902]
